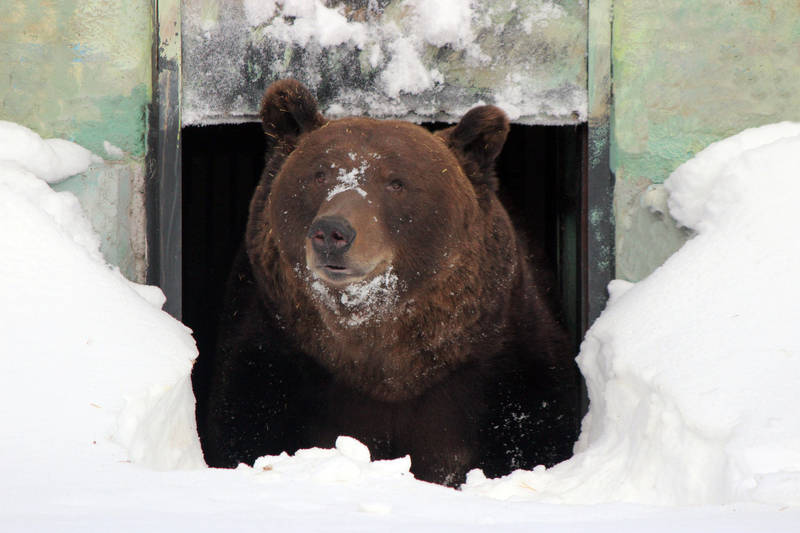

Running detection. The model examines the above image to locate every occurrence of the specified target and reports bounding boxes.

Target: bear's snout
[305,202,393,287]
[308,216,356,258]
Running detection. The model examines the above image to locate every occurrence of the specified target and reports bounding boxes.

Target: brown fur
[203,79,579,485]
[246,109,524,401]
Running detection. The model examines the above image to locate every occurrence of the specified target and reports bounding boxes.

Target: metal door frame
[148,0,615,331]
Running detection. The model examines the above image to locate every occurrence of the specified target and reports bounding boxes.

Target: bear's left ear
[437,105,509,190]
[259,79,326,146]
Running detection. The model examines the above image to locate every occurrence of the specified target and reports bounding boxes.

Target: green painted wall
[4,0,798,287]
[611,0,800,281]
[0,0,152,281]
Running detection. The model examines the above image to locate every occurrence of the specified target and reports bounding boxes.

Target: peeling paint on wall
[615,181,692,282]
[0,0,153,281]
[53,159,149,281]
[611,0,800,281]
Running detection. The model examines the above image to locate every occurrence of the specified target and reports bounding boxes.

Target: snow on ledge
[182,0,587,126]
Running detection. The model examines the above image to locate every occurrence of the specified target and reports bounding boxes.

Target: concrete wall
[611,0,800,281]
[182,0,587,125]
[4,0,798,287]
[0,0,152,281]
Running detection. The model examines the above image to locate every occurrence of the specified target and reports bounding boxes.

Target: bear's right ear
[259,79,325,145]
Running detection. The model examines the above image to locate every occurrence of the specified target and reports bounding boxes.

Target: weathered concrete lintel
[190,112,587,128]
[181,0,588,128]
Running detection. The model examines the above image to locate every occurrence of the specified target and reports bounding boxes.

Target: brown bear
[202,79,580,486]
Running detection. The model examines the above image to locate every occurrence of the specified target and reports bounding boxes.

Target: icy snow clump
[248,436,412,484]
[0,121,101,184]
[464,122,800,506]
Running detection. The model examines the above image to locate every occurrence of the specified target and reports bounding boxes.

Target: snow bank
[465,122,800,506]
[0,122,203,471]
[4,121,800,531]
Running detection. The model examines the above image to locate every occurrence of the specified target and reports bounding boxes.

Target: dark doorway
[183,121,587,443]
[182,122,266,441]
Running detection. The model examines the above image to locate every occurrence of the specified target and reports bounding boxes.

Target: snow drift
[0,122,203,472]
[2,120,799,531]
[465,122,800,506]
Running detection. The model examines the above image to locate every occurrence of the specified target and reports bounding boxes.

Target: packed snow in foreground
[1,121,799,531]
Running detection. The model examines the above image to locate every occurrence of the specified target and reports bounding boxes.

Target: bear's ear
[259,79,326,145]
[436,105,509,190]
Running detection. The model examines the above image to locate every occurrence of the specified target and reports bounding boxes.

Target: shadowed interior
[183,121,586,445]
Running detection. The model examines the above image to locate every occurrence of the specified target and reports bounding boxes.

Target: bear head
[246,79,518,401]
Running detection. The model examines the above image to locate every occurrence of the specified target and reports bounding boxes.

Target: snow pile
[246,436,412,485]
[378,36,445,99]
[0,122,203,472]
[405,0,476,49]
[0,121,101,184]
[258,0,468,99]
[262,0,368,49]
[3,120,800,530]
[464,122,800,506]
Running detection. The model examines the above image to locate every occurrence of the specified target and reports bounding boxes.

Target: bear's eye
[313,171,327,184]
[387,179,404,192]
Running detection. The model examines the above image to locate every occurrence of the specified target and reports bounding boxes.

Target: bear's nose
[308,216,356,256]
